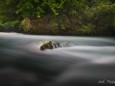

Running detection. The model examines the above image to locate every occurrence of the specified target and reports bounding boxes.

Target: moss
[40,41,53,50]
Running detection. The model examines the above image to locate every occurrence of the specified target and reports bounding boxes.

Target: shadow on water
[0,32,115,86]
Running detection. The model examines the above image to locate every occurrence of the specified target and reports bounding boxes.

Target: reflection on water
[0,32,115,86]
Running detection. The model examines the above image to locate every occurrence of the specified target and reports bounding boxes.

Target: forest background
[0,0,115,36]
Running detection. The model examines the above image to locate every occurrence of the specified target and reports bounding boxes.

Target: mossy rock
[40,41,53,50]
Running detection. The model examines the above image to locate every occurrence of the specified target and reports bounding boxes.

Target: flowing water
[0,32,115,86]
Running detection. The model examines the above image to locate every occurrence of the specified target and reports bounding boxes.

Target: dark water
[0,32,115,86]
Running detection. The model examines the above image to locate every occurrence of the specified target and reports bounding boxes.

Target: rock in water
[39,41,74,50]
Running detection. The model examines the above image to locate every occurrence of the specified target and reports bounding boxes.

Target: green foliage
[0,0,20,23]
[73,0,115,35]
[77,24,95,35]
[16,0,67,17]
[0,0,114,35]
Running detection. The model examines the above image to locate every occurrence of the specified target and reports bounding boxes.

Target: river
[0,32,115,86]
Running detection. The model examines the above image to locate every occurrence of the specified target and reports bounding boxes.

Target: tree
[0,0,21,23]
[0,0,114,35]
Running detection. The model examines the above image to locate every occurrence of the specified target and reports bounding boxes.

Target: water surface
[0,32,115,86]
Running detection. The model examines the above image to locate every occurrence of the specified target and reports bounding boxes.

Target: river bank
[0,21,115,36]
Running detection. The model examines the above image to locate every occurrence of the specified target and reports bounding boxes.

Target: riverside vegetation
[0,0,115,36]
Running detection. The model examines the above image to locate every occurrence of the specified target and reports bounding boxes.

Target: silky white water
[0,32,115,86]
